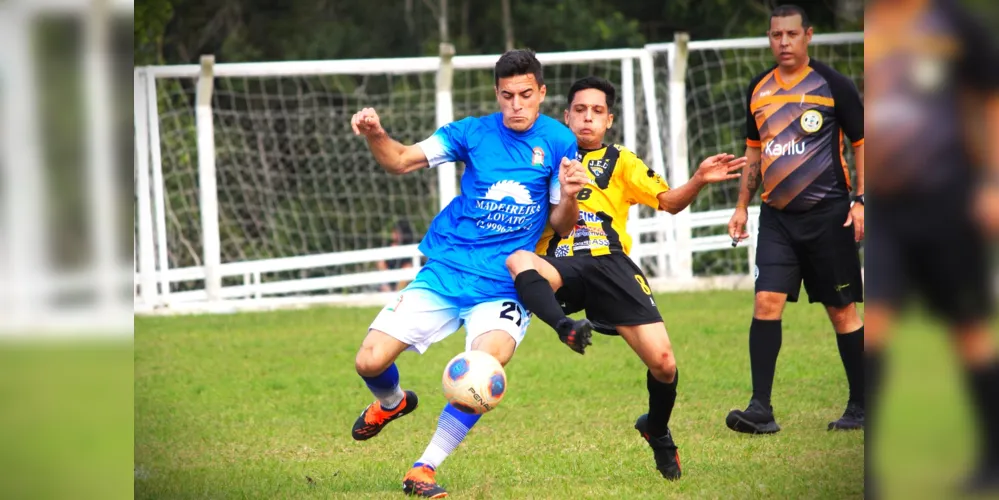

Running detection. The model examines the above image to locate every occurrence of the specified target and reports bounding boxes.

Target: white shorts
[369,288,531,354]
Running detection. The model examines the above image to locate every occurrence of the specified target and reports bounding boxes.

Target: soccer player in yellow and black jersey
[505,76,746,481]
[725,5,866,437]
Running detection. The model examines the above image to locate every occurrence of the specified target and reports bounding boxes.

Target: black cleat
[351,390,419,441]
[960,461,999,495]
[556,318,593,354]
[635,413,681,480]
[828,401,864,431]
[726,399,781,434]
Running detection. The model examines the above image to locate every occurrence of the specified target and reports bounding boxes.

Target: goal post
[435,42,458,211]
[196,55,222,303]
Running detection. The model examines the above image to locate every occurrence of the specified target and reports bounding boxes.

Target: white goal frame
[134,32,863,315]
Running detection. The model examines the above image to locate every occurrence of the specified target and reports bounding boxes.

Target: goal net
[146,51,650,300]
[154,69,441,294]
[137,35,864,312]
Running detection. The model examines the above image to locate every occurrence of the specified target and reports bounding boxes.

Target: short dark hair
[567,76,616,110]
[771,4,811,29]
[494,49,544,86]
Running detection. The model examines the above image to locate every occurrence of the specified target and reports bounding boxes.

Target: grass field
[134,289,978,499]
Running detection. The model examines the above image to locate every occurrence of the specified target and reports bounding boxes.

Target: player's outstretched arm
[658,153,746,214]
[549,157,590,236]
[350,107,429,175]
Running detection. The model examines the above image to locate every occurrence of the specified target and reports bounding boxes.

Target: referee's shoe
[725,399,780,434]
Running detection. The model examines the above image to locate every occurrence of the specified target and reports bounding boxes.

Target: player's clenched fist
[350,107,385,137]
[559,157,590,199]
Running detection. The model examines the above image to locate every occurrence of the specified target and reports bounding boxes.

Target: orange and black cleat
[635,413,682,480]
[402,464,448,498]
[351,390,419,441]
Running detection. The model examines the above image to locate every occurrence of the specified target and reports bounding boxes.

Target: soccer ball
[441,350,507,415]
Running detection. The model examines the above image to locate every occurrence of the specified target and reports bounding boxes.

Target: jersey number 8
[635,275,652,295]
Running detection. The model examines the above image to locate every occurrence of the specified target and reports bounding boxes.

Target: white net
[154,71,443,292]
[152,54,650,294]
[650,37,864,277]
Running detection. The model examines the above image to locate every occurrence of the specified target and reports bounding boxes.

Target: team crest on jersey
[588,158,610,178]
[531,147,545,166]
[800,110,823,133]
[483,180,534,205]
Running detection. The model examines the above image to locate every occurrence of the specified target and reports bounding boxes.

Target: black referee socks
[750,318,782,405]
[513,270,566,330]
[836,326,865,406]
[967,360,999,462]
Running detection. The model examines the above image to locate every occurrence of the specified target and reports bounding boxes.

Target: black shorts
[543,252,663,336]
[755,198,864,306]
[866,194,994,324]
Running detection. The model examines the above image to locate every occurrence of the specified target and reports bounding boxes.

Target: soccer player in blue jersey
[348,49,593,498]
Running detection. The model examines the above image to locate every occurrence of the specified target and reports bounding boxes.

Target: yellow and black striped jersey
[536,144,669,257]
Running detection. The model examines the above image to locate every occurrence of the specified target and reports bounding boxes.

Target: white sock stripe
[373,385,405,409]
[416,443,448,470]
[414,410,476,469]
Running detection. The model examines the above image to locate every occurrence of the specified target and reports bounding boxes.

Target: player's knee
[826,303,862,333]
[864,305,893,350]
[476,344,514,366]
[471,332,517,366]
[753,292,785,320]
[354,348,389,378]
[648,348,677,384]
[953,322,997,367]
[505,250,535,278]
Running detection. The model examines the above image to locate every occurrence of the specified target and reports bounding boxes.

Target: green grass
[0,341,133,500]
[135,290,871,499]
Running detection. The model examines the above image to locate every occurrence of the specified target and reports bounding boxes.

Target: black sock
[966,359,999,463]
[836,326,865,406]
[514,270,568,330]
[866,349,884,424]
[750,318,782,405]
[646,368,678,438]
[865,349,884,483]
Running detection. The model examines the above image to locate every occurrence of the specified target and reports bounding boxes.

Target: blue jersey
[416,112,578,284]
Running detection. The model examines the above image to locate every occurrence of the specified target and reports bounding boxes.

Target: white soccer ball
[441,350,507,415]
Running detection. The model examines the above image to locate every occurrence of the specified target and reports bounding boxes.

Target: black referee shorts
[866,194,994,324]
[542,252,663,336]
[755,197,864,306]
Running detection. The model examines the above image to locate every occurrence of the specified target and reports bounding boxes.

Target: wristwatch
[852,193,865,206]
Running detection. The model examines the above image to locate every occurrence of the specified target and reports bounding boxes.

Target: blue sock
[360,363,405,409]
[414,403,482,470]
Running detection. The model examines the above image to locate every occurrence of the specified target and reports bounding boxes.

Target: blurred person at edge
[377,219,416,292]
[866,0,999,495]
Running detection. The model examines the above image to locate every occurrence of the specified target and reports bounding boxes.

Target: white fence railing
[0,0,134,335]
[134,33,863,315]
